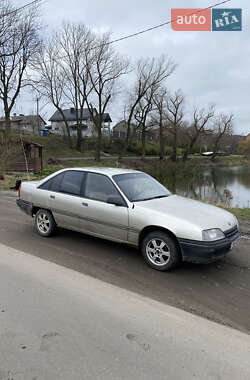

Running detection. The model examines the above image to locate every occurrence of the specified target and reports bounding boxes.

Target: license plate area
[231,237,240,250]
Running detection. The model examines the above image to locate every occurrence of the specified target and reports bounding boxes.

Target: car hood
[135,195,237,232]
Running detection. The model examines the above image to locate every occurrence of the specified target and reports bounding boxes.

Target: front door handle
[50,195,55,199]
[82,202,88,207]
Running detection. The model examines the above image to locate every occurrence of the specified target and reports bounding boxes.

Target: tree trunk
[65,126,73,149]
[182,149,188,161]
[141,127,146,161]
[76,126,82,152]
[95,126,102,162]
[159,120,165,160]
[4,107,11,133]
[171,132,177,161]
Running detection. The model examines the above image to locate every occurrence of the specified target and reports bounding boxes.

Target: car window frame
[38,170,86,198]
[82,171,128,207]
[38,172,65,192]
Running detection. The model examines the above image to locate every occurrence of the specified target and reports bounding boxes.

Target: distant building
[112,120,138,139]
[49,108,112,137]
[0,114,46,135]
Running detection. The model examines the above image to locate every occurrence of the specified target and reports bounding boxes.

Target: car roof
[60,167,143,177]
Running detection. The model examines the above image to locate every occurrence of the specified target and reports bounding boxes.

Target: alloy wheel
[146,238,171,266]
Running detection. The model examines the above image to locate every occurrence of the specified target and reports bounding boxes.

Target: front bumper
[16,199,33,216]
[178,227,241,264]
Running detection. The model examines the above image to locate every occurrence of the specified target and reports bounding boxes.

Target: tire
[35,209,56,237]
[141,231,181,271]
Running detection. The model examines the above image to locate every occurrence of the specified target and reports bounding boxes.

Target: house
[146,125,160,141]
[49,108,112,137]
[112,120,139,139]
[0,114,46,135]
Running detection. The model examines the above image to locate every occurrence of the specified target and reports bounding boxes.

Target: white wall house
[49,108,112,137]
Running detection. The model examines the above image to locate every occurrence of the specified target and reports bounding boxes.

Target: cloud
[13,0,249,135]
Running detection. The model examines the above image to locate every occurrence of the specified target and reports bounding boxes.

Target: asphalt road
[1,193,250,334]
[1,244,250,380]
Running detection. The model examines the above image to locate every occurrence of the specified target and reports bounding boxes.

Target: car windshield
[113,173,171,202]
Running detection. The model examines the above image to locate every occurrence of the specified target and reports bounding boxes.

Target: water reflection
[179,166,250,208]
[160,166,250,208]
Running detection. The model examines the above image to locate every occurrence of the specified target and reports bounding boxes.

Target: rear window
[39,172,64,191]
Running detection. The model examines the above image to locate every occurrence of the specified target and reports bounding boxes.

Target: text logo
[212,9,242,31]
[171,9,211,31]
[171,8,242,32]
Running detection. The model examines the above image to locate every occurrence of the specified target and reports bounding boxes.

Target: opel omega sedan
[16,167,240,271]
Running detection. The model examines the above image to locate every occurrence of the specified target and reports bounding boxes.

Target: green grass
[187,155,248,167]
[215,155,248,166]
[25,135,89,160]
[219,207,250,221]
[0,173,33,190]
[62,159,118,168]
[33,160,118,180]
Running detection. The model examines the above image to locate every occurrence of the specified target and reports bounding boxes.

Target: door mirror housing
[107,196,126,207]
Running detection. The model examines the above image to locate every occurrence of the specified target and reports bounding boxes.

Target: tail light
[18,183,21,198]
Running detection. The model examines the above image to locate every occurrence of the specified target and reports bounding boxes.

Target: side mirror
[107,196,125,207]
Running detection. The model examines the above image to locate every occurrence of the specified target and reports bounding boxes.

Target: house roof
[49,108,112,123]
[0,114,46,125]
[112,120,137,132]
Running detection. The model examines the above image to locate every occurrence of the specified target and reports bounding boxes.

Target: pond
[175,166,250,208]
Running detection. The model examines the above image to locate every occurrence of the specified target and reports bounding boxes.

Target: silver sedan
[17,167,240,271]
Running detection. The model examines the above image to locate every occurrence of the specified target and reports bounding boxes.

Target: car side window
[84,172,123,203]
[59,171,84,196]
[39,172,65,191]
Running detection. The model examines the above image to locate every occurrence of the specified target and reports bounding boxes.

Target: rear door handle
[50,195,55,199]
[82,202,88,207]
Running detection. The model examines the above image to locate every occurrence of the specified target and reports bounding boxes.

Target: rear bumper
[178,230,241,264]
[16,199,33,216]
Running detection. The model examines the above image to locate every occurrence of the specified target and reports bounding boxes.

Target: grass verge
[219,207,250,222]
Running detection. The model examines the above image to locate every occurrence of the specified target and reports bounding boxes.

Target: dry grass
[0,174,33,190]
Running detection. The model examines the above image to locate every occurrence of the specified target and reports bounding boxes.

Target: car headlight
[202,228,225,241]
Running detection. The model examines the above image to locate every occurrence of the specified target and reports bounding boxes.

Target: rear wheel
[35,209,56,237]
[141,231,181,271]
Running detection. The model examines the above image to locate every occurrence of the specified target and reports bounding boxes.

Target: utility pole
[36,97,40,136]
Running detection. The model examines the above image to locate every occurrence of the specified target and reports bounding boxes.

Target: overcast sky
[12,0,249,135]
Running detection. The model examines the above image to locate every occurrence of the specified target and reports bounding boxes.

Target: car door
[79,172,129,242]
[48,170,85,230]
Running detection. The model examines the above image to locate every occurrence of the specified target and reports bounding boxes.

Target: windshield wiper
[132,195,169,202]
[150,195,169,200]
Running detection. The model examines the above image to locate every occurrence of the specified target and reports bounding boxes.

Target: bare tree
[182,105,215,161]
[152,86,168,160]
[123,55,176,156]
[83,33,129,161]
[56,22,95,151]
[31,39,74,148]
[0,1,41,132]
[0,1,13,55]
[211,113,233,160]
[166,90,185,162]
[134,91,154,160]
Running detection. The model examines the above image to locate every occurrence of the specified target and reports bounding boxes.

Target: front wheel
[35,209,56,237]
[141,231,181,271]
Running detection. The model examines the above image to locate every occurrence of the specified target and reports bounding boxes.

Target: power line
[103,0,232,47]
[29,0,232,67]
[47,0,232,63]
[1,0,43,18]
